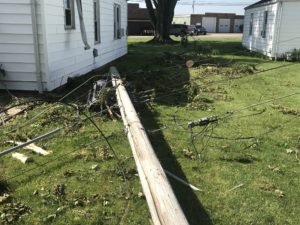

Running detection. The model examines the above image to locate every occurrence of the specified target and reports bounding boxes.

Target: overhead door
[219,19,230,33]
[202,17,216,33]
[234,19,244,33]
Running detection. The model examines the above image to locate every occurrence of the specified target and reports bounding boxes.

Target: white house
[242,0,300,58]
[0,0,128,92]
[172,15,191,25]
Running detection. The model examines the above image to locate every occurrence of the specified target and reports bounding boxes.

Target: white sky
[128,0,258,16]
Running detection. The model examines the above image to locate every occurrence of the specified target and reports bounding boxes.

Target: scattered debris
[87,80,108,110]
[271,105,300,116]
[226,183,245,193]
[43,214,57,222]
[74,197,86,207]
[268,165,282,173]
[11,153,31,164]
[52,184,66,199]
[274,189,284,198]
[286,147,299,162]
[91,164,99,171]
[7,140,51,156]
[0,194,11,205]
[260,182,285,197]
[0,128,61,157]
[1,202,32,224]
[182,149,196,160]
[63,170,74,178]
[0,105,28,126]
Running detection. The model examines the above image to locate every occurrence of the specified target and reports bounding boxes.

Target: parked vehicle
[169,24,188,37]
[187,25,196,35]
[195,25,207,35]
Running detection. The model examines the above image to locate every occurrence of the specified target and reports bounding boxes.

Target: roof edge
[245,0,277,10]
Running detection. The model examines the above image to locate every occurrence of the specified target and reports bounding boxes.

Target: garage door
[219,19,230,33]
[234,19,244,33]
[202,17,216,33]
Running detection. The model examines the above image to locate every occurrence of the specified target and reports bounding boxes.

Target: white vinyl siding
[44,0,127,90]
[0,0,127,91]
[242,3,278,57]
[276,1,300,56]
[0,0,47,91]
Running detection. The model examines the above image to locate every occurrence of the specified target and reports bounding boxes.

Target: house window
[114,4,121,39]
[64,0,75,29]
[261,11,268,38]
[249,13,254,36]
[94,0,100,43]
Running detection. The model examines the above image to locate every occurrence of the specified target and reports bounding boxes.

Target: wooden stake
[111,67,189,225]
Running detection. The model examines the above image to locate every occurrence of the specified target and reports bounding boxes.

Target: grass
[0,36,299,225]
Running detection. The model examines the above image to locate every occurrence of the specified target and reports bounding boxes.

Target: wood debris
[11,153,31,164]
[0,105,28,126]
[7,141,51,156]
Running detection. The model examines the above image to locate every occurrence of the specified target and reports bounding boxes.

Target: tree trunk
[145,0,178,43]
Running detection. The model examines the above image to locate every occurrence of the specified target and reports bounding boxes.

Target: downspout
[274,1,283,60]
[76,0,90,50]
[31,0,44,93]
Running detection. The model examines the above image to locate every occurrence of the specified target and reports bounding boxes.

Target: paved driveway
[129,33,243,40]
[191,33,242,39]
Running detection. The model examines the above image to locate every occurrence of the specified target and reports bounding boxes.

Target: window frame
[64,0,76,30]
[261,11,268,38]
[249,13,254,36]
[114,3,121,40]
[94,0,101,44]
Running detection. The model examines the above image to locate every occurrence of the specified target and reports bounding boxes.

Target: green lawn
[0,36,299,225]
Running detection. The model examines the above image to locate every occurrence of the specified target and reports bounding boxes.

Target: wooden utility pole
[111,67,189,225]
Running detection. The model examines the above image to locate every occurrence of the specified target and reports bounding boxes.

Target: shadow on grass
[138,106,213,225]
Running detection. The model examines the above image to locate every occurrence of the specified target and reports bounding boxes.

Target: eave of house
[245,0,275,10]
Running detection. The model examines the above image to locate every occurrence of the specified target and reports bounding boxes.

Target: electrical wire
[3,75,105,135]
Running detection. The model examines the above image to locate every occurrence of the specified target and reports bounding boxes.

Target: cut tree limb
[111,67,189,225]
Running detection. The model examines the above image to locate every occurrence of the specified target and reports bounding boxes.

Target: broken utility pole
[111,67,189,225]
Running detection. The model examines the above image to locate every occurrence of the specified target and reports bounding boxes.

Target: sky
[128,0,258,16]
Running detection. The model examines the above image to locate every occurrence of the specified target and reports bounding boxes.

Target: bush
[290,48,300,62]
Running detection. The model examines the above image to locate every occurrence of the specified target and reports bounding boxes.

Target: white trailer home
[242,0,300,58]
[0,0,128,92]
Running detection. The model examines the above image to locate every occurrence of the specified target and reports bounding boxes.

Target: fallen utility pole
[0,128,61,157]
[111,67,189,225]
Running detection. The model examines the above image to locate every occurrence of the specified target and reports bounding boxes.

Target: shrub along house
[242,0,300,59]
[0,0,127,92]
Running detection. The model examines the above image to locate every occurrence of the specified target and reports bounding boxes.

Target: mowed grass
[0,36,299,225]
